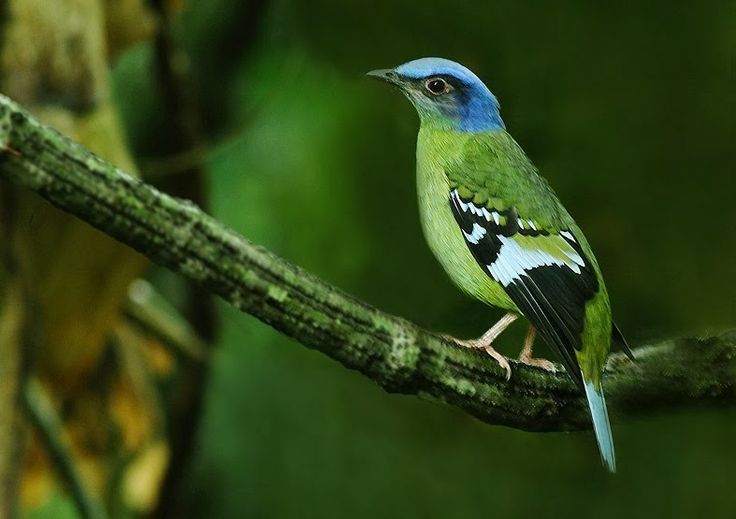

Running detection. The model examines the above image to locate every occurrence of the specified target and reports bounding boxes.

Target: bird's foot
[517,325,557,372]
[518,351,557,372]
[444,335,512,381]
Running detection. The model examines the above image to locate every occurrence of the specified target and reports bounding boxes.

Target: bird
[368,57,630,472]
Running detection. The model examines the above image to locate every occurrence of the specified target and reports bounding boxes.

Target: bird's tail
[582,376,616,473]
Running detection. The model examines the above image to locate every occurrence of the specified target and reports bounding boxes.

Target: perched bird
[368,57,628,472]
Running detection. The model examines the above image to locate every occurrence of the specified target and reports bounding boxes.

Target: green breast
[416,128,517,311]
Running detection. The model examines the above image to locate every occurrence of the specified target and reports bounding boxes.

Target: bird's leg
[476,312,518,345]
[518,326,557,372]
[446,312,517,380]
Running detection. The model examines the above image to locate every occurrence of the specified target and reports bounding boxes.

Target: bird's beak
[366,68,403,87]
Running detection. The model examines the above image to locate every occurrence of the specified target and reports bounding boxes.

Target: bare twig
[23,378,108,519]
[125,279,208,362]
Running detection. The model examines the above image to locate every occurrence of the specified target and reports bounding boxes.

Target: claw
[485,345,512,380]
[446,336,513,381]
[518,353,557,372]
[517,325,558,372]
[441,312,518,381]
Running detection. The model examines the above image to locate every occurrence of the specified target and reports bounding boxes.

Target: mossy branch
[0,94,733,432]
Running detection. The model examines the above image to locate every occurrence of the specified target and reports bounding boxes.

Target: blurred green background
[112,1,736,517]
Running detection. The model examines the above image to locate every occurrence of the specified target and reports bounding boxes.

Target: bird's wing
[612,322,635,361]
[448,185,598,386]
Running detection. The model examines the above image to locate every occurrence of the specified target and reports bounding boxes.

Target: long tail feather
[583,376,616,473]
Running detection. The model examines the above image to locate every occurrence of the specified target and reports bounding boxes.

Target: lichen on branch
[0,93,734,433]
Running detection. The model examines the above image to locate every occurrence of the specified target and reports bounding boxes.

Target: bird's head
[367,57,504,132]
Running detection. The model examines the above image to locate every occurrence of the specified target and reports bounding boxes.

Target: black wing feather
[612,322,635,361]
[448,189,600,387]
[505,269,587,386]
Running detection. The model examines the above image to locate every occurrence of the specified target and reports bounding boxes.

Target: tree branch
[0,93,733,432]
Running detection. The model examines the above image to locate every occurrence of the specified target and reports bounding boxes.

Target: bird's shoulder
[444,131,571,233]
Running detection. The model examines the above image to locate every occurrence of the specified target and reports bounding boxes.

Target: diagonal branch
[0,94,733,432]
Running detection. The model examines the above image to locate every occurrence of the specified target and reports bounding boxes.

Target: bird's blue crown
[394,57,504,132]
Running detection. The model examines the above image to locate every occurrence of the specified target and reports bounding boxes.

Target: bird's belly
[416,164,516,311]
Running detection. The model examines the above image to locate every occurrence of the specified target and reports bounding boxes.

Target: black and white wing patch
[449,188,599,384]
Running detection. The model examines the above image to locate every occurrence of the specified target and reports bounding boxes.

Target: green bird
[369,57,629,472]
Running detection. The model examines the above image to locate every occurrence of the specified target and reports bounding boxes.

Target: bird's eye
[425,77,451,95]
